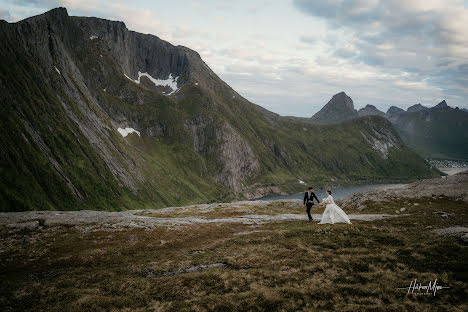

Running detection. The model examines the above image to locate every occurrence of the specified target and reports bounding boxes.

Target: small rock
[6,221,40,231]
[413,203,419,206]
[460,234,468,243]
[395,210,400,214]
[400,207,406,212]
[128,222,145,229]
[357,205,366,211]
[441,214,449,218]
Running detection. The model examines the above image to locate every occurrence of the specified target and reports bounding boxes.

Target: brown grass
[0,197,467,311]
[143,201,305,219]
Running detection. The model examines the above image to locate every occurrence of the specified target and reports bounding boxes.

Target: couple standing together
[303,187,351,224]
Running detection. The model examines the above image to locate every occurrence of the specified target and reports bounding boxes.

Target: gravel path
[2,171,466,231]
[0,208,397,231]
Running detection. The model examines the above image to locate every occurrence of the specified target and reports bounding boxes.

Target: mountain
[433,100,448,109]
[310,92,359,123]
[308,93,467,160]
[358,105,385,117]
[461,108,468,113]
[407,104,427,113]
[385,102,468,160]
[0,8,438,211]
[385,106,405,118]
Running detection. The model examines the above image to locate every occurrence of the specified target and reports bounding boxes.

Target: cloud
[3,0,467,115]
[0,8,12,20]
[293,0,468,106]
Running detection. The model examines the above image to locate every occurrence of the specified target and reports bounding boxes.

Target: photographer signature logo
[398,279,449,296]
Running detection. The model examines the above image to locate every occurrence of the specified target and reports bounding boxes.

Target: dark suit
[303,191,320,221]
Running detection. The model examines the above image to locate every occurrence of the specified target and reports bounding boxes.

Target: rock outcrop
[310,92,359,124]
[407,103,427,113]
[340,170,468,209]
[358,104,385,117]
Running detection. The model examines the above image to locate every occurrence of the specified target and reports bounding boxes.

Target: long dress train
[319,194,351,224]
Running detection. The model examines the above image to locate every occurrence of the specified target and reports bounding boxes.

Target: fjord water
[252,183,407,201]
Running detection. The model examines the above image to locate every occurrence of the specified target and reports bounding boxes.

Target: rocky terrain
[1,171,466,233]
[1,172,467,311]
[309,91,358,123]
[339,170,468,209]
[0,200,396,232]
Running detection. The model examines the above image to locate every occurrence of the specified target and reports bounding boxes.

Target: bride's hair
[326,189,332,195]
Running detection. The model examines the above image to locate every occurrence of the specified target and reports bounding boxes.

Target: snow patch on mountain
[124,71,179,95]
[118,127,140,137]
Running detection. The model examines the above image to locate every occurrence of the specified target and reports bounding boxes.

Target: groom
[303,187,320,222]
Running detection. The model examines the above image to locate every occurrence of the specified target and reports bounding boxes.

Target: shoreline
[250,182,409,202]
[437,167,468,176]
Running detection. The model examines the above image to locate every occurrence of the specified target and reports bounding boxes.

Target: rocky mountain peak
[19,7,69,25]
[433,100,448,109]
[310,91,359,124]
[332,91,353,108]
[358,104,385,117]
[386,106,405,116]
[38,7,68,18]
[407,103,427,113]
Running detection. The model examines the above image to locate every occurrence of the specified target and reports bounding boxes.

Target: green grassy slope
[0,22,230,211]
[174,83,438,191]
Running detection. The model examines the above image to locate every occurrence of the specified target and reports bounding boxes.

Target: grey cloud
[0,8,12,20]
[293,0,468,106]
[299,35,317,45]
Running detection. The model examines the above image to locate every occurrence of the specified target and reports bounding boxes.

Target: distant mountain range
[310,93,468,160]
[0,8,438,211]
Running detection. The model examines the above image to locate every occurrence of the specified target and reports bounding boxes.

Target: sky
[1,0,468,116]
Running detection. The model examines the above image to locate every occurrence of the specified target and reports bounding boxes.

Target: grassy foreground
[0,197,467,311]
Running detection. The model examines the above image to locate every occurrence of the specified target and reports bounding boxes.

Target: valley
[0,8,438,212]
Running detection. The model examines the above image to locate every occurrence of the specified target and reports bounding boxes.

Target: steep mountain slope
[385,106,405,118]
[310,92,467,160]
[386,103,468,160]
[407,104,428,113]
[310,92,359,123]
[358,105,385,117]
[0,8,438,211]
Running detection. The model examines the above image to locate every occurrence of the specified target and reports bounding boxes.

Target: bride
[319,189,351,224]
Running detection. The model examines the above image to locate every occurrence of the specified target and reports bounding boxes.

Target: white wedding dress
[319,195,351,224]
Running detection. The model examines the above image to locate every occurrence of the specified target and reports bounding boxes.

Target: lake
[251,183,407,202]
